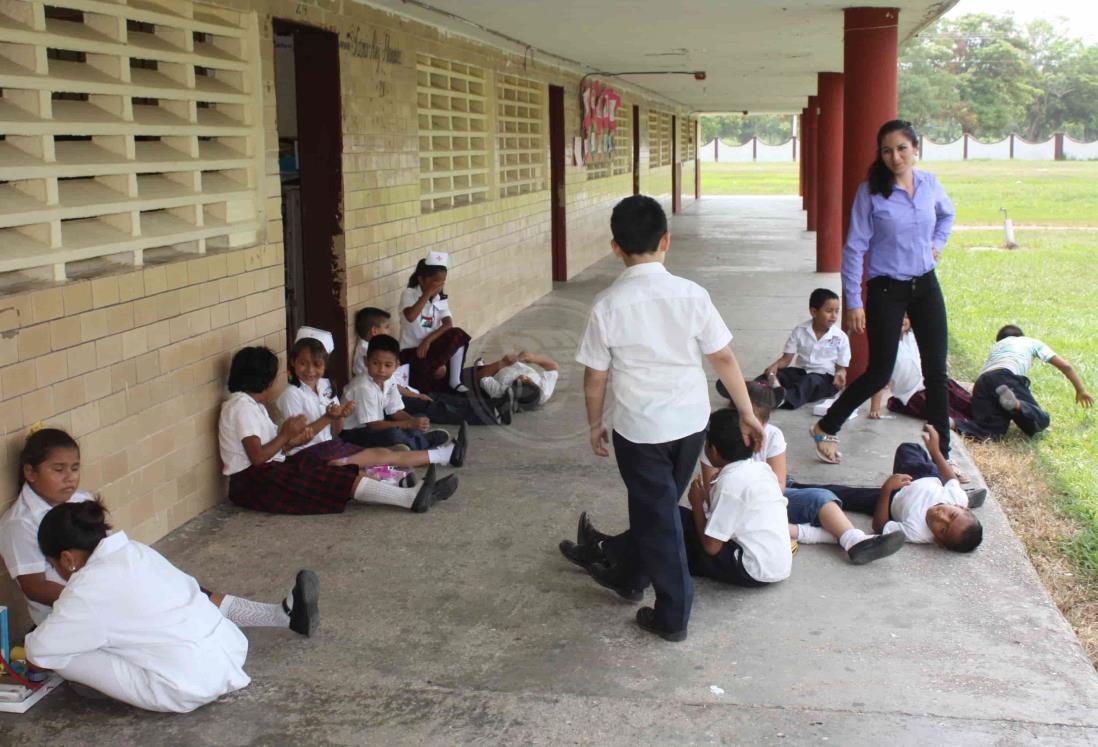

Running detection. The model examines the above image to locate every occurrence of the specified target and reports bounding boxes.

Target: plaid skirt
[400,326,472,393]
[227,439,361,515]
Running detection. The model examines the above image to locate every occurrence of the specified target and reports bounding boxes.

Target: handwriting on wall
[340,27,403,98]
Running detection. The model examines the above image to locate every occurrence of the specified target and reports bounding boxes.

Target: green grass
[700,160,1098,226]
[937,230,1098,577]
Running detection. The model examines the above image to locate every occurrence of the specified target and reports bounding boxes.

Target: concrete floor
[5,197,1098,745]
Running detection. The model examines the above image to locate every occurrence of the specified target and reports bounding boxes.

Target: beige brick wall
[0,0,698,632]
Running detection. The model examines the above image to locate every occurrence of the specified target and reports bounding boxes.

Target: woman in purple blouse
[810,120,956,464]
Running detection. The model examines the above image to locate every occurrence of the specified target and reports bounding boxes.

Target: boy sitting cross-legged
[560,408,792,640]
[794,425,983,552]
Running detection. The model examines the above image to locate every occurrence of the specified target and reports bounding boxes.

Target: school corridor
[4,196,1097,744]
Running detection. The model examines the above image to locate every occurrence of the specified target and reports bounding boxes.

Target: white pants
[56,651,235,713]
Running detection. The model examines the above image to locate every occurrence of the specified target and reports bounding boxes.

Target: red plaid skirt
[227,439,361,515]
[401,326,472,393]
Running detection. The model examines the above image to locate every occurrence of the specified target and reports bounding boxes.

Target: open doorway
[272,20,348,382]
[549,84,567,282]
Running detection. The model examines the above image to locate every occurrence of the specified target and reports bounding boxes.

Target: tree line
[700,13,1098,145]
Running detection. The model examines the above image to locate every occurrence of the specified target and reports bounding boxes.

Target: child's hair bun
[70,499,110,531]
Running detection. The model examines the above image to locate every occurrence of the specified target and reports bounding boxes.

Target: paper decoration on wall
[582,80,621,164]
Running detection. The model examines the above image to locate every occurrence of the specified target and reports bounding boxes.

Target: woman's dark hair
[706,408,754,464]
[287,338,329,386]
[38,499,111,560]
[228,346,280,394]
[515,381,542,408]
[366,334,401,360]
[867,119,919,198]
[19,428,79,487]
[406,259,448,299]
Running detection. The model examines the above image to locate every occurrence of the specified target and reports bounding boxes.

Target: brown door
[632,105,640,195]
[549,85,567,282]
[272,20,348,384]
[671,115,681,213]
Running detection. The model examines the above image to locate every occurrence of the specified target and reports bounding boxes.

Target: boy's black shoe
[587,560,644,602]
[635,607,687,643]
[424,429,451,448]
[449,422,468,467]
[771,386,787,409]
[399,472,417,488]
[432,473,458,502]
[559,539,606,568]
[493,390,513,425]
[288,570,320,637]
[715,379,730,399]
[411,464,438,513]
[509,380,523,413]
[965,486,988,509]
[576,511,611,548]
[846,530,905,565]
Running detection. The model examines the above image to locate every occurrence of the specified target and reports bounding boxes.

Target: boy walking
[958,325,1092,440]
[574,194,764,642]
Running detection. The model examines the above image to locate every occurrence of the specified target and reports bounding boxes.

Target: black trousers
[600,429,706,633]
[818,270,952,457]
[792,442,939,515]
[339,426,430,450]
[756,367,836,410]
[403,391,499,426]
[958,369,1050,440]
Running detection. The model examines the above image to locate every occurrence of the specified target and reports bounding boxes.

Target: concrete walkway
[6,197,1098,745]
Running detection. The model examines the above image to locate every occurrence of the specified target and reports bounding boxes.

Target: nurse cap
[295,325,335,354]
[425,250,449,268]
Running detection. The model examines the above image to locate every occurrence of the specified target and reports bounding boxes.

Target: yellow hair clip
[27,421,44,436]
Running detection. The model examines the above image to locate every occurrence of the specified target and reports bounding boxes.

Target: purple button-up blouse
[841,169,955,309]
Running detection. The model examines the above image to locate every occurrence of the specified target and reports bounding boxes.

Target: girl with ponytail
[810,120,959,472]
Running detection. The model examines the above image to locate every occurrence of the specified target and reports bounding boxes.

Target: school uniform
[351,338,370,376]
[25,531,250,713]
[479,362,560,406]
[885,330,972,425]
[398,286,471,393]
[577,261,733,633]
[0,484,93,625]
[958,336,1056,440]
[759,320,850,409]
[274,378,340,454]
[340,373,432,449]
[219,391,359,515]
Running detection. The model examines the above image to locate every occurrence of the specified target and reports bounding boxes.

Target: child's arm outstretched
[15,573,65,608]
[921,424,955,482]
[873,474,911,533]
[1049,355,1094,407]
[763,352,795,378]
[707,346,766,451]
[518,351,559,371]
[584,366,611,457]
[242,415,311,465]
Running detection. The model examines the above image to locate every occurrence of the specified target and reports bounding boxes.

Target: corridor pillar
[842,7,898,378]
[816,72,844,273]
[798,107,806,199]
[805,95,819,231]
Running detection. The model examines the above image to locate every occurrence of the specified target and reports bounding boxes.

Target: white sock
[353,476,418,508]
[838,527,869,552]
[448,348,467,389]
[428,443,454,465]
[796,524,837,544]
[219,594,290,628]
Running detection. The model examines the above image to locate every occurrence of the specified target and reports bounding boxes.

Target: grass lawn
[937,230,1098,577]
[700,160,1098,226]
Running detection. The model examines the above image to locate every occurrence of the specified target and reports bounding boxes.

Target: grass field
[700,160,1098,226]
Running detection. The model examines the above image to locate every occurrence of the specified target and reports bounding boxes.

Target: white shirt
[275,379,339,454]
[351,339,370,376]
[219,391,284,476]
[479,362,560,405]
[399,287,452,349]
[980,336,1056,377]
[889,477,969,543]
[25,531,250,713]
[782,320,851,376]
[890,330,924,405]
[0,484,93,624]
[702,460,792,583]
[699,423,785,471]
[575,262,733,444]
[343,374,404,429]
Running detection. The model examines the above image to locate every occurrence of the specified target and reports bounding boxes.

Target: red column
[798,108,806,198]
[842,7,898,379]
[805,95,819,231]
[816,72,844,272]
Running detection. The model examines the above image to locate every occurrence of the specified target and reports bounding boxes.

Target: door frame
[632,105,640,195]
[549,84,567,282]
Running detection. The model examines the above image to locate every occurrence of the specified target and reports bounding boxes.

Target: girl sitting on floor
[26,500,251,712]
[0,427,318,635]
[400,250,472,394]
[274,327,355,455]
[220,346,460,515]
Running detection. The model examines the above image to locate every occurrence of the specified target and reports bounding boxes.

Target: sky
[946,0,1098,43]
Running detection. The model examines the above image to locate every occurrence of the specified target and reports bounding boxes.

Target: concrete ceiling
[359,1,956,112]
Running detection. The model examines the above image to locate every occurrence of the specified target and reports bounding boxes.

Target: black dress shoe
[493,390,513,425]
[576,511,611,548]
[587,560,644,602]
[411,465,437,513]
[965,486,987,509]
[424,429,451,448]
[432,474,458,502]
[449,422,468,467]
[559,539,605,568]
[288,570,320,637]
[635,607,686,642]
[846,530,905,565]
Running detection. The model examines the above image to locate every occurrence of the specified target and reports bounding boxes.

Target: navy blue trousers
[957,368,1050,440]
[792,442,939,515]
[601,429,706,633]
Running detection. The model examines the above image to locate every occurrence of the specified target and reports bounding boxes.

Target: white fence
[700,134,1098,162]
